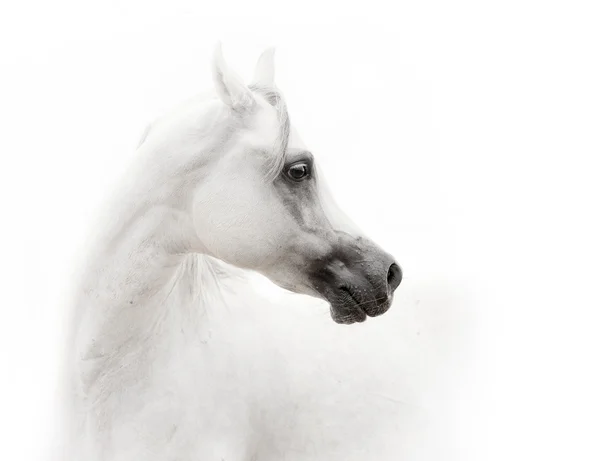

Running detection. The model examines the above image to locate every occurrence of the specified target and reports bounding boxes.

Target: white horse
[63,45,408,461]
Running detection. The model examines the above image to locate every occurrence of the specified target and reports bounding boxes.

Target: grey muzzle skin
[307,234,402,325]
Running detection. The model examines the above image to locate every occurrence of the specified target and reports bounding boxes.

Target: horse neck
[70,133,230,377]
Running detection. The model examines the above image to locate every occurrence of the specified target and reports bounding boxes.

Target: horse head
[142,45,402,324]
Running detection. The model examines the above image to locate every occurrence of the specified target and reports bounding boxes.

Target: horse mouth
[327,285,392,325]
[329,286,367,324]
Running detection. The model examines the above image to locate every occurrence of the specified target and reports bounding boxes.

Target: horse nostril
[387,263,402,292]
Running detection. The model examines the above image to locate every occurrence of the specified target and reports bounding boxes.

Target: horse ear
[212,43,254,110]
[252,47,276,87]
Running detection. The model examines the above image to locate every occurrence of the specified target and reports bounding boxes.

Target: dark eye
[286,162,311,181]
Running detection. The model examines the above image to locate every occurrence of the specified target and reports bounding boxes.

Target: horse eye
[286,162,310,181]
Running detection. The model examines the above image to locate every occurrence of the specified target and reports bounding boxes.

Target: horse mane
[135,85,289,183]
[249,85,291,181]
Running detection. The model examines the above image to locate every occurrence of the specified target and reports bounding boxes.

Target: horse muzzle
[307,237,402,324]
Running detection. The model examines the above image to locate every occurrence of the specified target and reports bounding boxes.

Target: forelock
[250,85,290,181]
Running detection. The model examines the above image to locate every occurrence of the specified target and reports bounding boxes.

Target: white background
[1,1,599,460]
